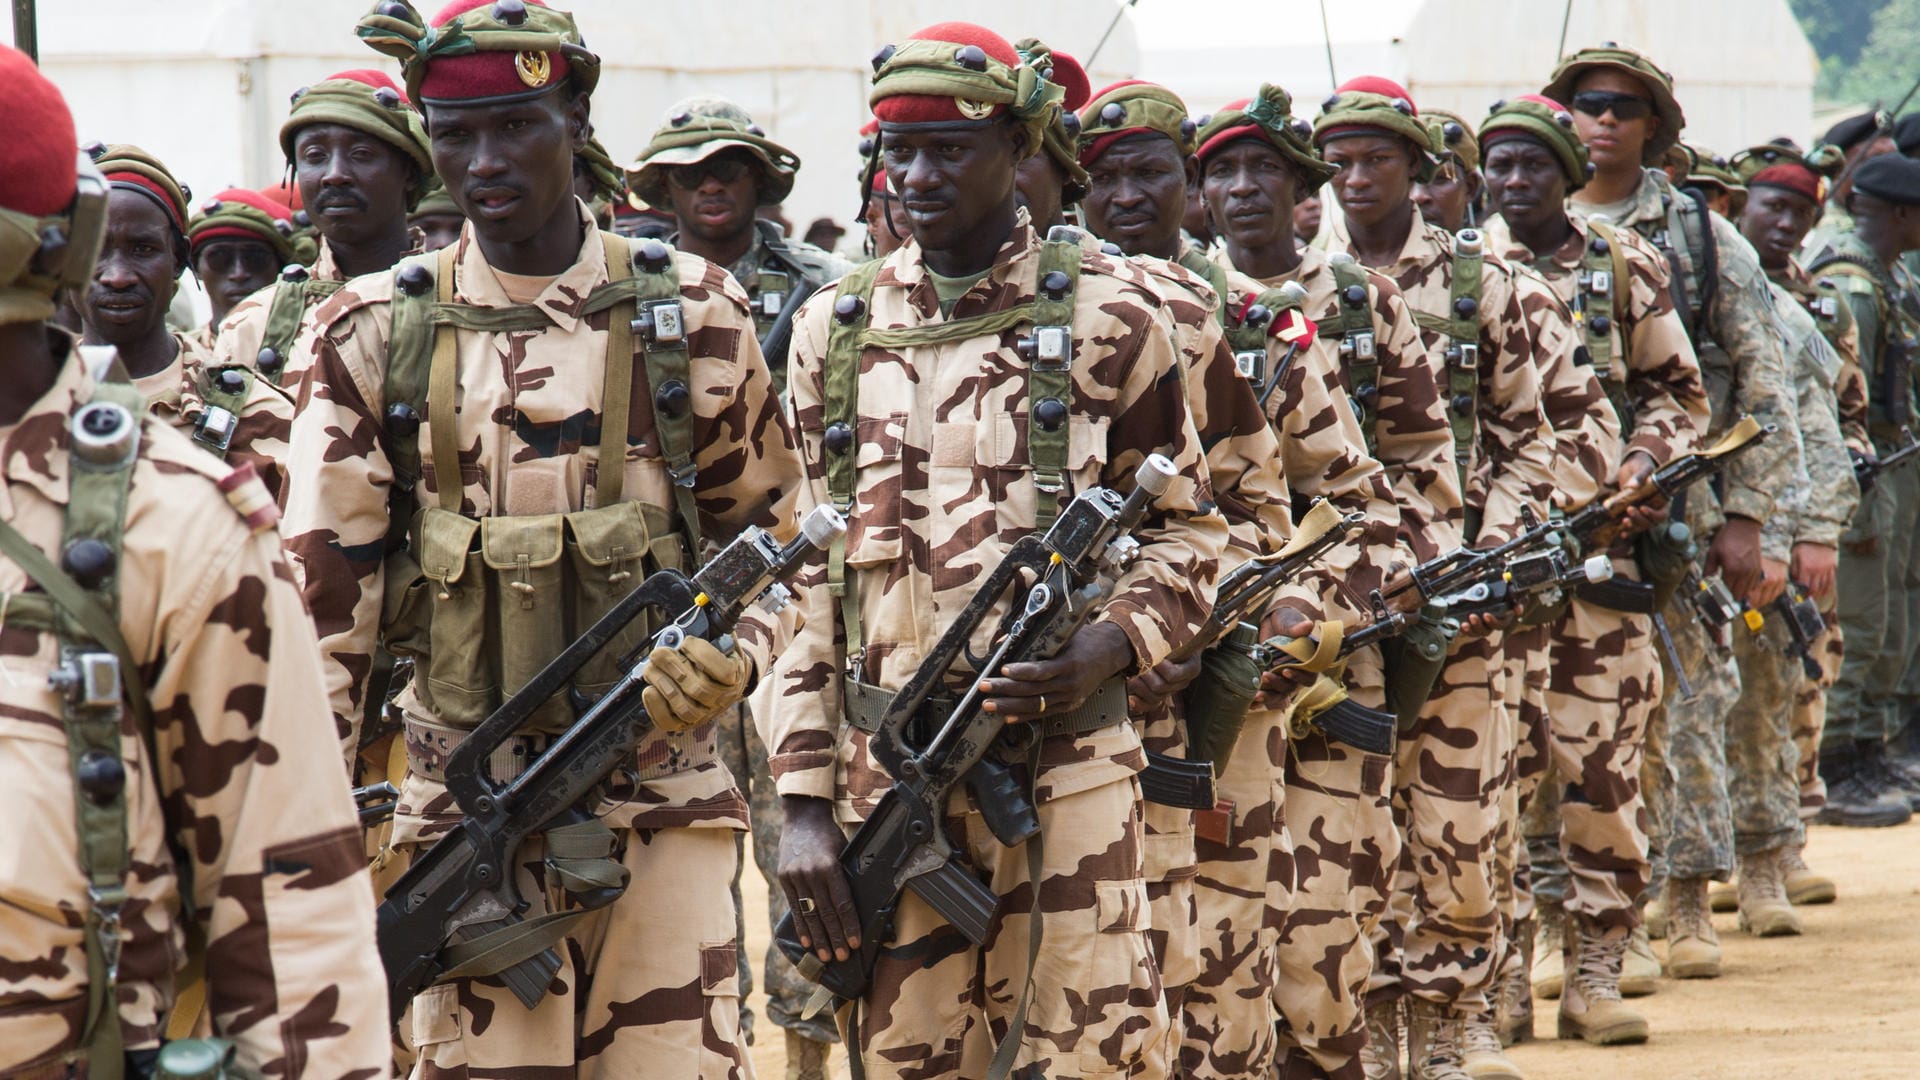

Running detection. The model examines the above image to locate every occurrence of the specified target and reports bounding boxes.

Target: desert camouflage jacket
[1243,244,1462,563]
[1329,204,1557,546]
[1570,170,1802,552]
[1485,212,1708,480]
[755,218,1228,822]
[126,330,297,503]
[0,349,387,1077]
[1505,265,1622,510]
[1773,259,1870,457]
[280,208,804,838]
[211,239,348,380]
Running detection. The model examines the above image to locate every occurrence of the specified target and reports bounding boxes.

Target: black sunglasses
[667,155,753,190]
[1570,91,1653,122]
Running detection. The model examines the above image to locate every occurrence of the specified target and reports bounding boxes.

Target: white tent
[1134,0,1817,157]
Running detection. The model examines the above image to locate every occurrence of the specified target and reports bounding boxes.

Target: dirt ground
[738,818,1920,1079]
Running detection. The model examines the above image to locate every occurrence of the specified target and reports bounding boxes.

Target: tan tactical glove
[641,635,751,733]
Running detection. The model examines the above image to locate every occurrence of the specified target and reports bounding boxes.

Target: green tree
[1835,0,1920,107]
[1790,0,1884,68]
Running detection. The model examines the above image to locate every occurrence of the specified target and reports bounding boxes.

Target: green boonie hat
[1423,109,1479,172]
[627,97,799,208]
[357,0,601,106]
[1729,139,1844,184]
[278,74,433,178]
[1478,96,1589,190]
[1685,145,1741,190]
[1543,43,1687,164]
[410,177,462,219]
[1313,81,1439,182]
[1194,84,1338,187]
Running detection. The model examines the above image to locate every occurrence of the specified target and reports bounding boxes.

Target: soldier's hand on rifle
[1753,555,1790,608]
[778,796,859,963]
[1613,450,1668,535]
[1257,604,1317,687]
[1706,515,1765,604]
[641,636,752,733]
[1455,609,1512,638]
[1129,653,1205,712]
[981,622,1135,723]
[1791,541,1837,601]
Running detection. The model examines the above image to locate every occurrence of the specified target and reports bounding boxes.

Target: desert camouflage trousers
[1271,658,1396,1078]
[396,825,752,1079]
[1658,608,1743,882]
[1829,461,1920,744]
[1374,633,1511,1017]
[1727,623,1806,855]
[837,774,1168,1080]
[717,704,839,1044]
[1794,621,1843,817]
[1494,623,1548,969]
[1520,588,1659,930]
[1179,707,1296,1079]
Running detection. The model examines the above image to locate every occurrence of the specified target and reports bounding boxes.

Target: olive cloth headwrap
[1197,84,1338,186]
[1543,43,1688,163]
[279,76,432,177]
[1078,81,1199,161]
[0,152,106,326]
[1014,38,1089,200]
[1478,96,1590,189]
[627,98,801,207]
[188,194,311,267]
[868,36,1063,152]
[576,134,626,206]
[92,143,191,275]
[356,0,601,105]
[1424,108,1479,172]
[1313,87,1439,181]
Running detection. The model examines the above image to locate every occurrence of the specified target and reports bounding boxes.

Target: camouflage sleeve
[208,286,272,371]
[1828,298,1872,455]
[1369,275,1462,560]
[1705,216,1802,544]
[148,477,389,1074]
[1472,264,1558,542]
[1786,331,1860,547]
[229,377,296,506]
[279,292,398,760]
[1619,235,1708,464]
[1516,269,1622,509]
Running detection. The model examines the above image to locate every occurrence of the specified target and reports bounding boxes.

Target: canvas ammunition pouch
[1632,518,1697,611]
[1381,603,1453,730]
[1181,623,1267,776]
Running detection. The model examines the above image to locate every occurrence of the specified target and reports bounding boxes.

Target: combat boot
[1619,925,1661,997]
[1405,1000,1473,1080]
[1707,879,1736,913]
[1361,998,1405,1080]
[1556,918,1649,1045]
[1494,917,1534,1045]
[1663,876,1721,979]
[1461,1008,1524,1079]
[1780,842,1836,905]
[1886,716,1920,776]
[1814,742,1914,827]
[784,1029,831,1080]
[1736,846,1805,937]
[1530,902,1565,1000]
[1856,739,1920,810]
[1642,892,1666,940]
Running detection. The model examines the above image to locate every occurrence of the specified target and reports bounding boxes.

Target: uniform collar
[0,332,90,515]
[312,239,346,283]
[876,209,1039,322]
[452,201,609,334]
[1484,211,1589,271]
[1329,201,1450,277]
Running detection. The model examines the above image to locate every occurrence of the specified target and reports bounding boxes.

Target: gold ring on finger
[796,896,817,914]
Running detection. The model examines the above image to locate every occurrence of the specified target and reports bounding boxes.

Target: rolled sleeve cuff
[1626,434,1675,468]
[770,756,838,801]
[1097,597,1178,675]
[1721,486,1774,525]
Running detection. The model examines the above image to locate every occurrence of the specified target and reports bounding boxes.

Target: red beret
[1749,162,1821,203]
[324,68,410,102]
[419,0,573,105]
[1335,75,1416,110]
[872,22,1020,127]
[261,181,302,211]
[1194,97,1260,164]
[0,44,79,217]
[191,188,297,255]
[1051,50,1090,113]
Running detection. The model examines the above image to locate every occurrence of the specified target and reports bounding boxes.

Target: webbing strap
[823,260,886,666]
[627,242,703,556]
[1412,242,1484,497]
[1325,257,1382,453]
[1027,240,1080,530]
[258,276,345,386]
[427,245,464,512]
[596,233,636,510]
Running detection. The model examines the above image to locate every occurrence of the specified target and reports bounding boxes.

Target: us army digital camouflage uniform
[1728,277,1857,856]
[1327,204,1557,1020]
[756,215,1230,1080]
[1569,167,1804,890]
[1168,247,1399,1080]
[1233,242,1450,1074]
[0,352,389,1078]
[1484,213,1707,931]
[282,207,802,1077]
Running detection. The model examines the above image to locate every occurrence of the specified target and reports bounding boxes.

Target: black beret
[1897,112,1920,157]
[1854,152,1920,207]
[1821,110,1880,153]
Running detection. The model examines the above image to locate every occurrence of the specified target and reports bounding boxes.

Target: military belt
[840,677,1128,742]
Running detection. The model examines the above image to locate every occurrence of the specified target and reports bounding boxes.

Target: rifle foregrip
[1140,750,1219,809]
[1314,698,1397,755]
[905,857,1000,946]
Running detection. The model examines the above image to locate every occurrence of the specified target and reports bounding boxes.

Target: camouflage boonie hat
[1543,43,1687,163]
[1684,144,1746,213]
[627,97,799,207]
[1194,84,1338,187]
[1731,139,1843,185]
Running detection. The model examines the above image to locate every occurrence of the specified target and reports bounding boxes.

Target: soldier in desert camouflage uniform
[1479,94,1708,1053]
[185,186,308,350]
[1312,76,1559,1080]
[1547,42,1806,987]
[0,43,391,1078]
[283,2,806,1074]
[1200,82,1455,1080]
[761,22,1229,1080]
[1075,78,1401,1080]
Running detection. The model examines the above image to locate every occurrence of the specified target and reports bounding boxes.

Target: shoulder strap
[257,272,345,385]
[1324,256,1382,454]
[623,237,702,556]
[822,259,886,668]
[385,250,443,499]
[1027,238,1081,531]
[1411,231,1486,492]
[1580,220,1635,431]
[190,364,257,459]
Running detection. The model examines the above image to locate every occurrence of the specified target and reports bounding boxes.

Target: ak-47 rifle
[376,506,845,1022]
[1141,499,1363,808]
[1554,415,1773,552]
[1853,425,1920,494]
[773,455,1180,1002]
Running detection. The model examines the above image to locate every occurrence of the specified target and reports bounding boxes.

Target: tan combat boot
[1461,1007,1525,1079]
[1736,846,1805,937]
[1361,998,1405,1080]
[1642,892,1666,940]
[1664,876,1722,978]
[1781,842,1836,905]
[1619,924,1661,997]
[784,1029,831,1080]
[1495,917,1534,1045]
[1557,918,1650,1045]
[1708,879,1736,913]
[1405,1000,1473,1080]
[1530,903,1565,1000]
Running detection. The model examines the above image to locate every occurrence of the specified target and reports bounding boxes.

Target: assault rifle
[354,781,399,826]
[376,506,845,1022]
[1258,593,1421,754]
[1143,499,1363,807]
[774,455,1179,1002]
[1746,582,1828,681]
[1852,425,1920,494]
